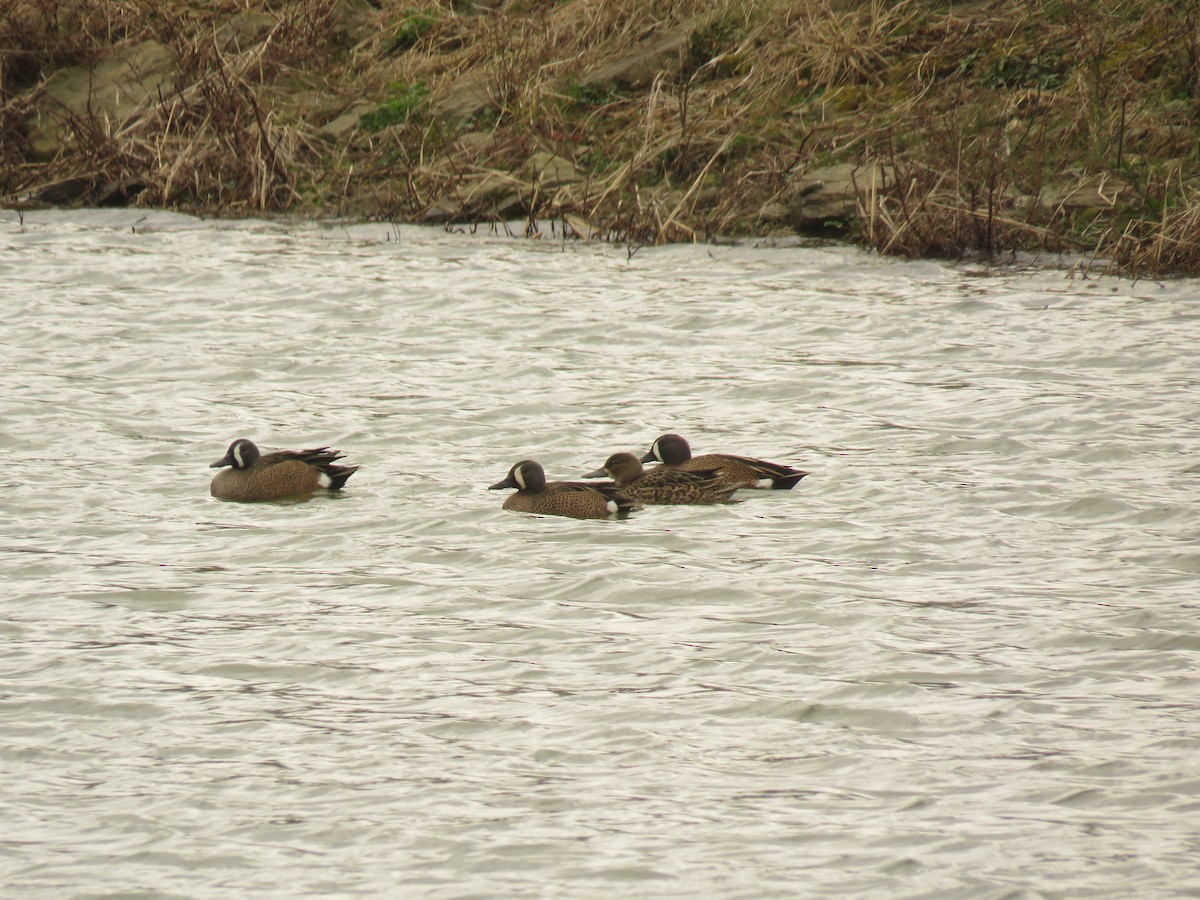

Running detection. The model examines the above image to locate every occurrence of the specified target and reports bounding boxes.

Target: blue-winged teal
[640,433,808,490]
[209,438,359,501]
[489,459,638,519]
[584,452,738,504]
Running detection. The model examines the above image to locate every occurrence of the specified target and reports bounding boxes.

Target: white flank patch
[605,499,618,515]
[318,472,332,489]
[755,477,774,488]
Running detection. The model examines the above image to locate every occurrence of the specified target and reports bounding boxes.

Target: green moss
[359,82,430,132]
[687,4,757,79]
[462,106,499,129]
[828,85,868,112]
[562,77,623,109]
[386,10,441,54]
[689,19,738,73]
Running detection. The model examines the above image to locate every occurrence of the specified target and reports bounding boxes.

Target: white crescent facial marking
[232,441,246,468]
[514,466,527,490]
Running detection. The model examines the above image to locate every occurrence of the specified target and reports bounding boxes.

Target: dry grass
[3,0,1200,274]
[1107,179,1200,277]
[1,0,344,211]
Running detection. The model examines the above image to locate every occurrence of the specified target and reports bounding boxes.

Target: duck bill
[582,467,607,479]
[210,453,234,468]
[638,451,657,464]
[488,476,517,490]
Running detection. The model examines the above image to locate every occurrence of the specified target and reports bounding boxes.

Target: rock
[788,162,891,233]
[432,74,493,122]
[14,173,146,209]
[26,175,97,205]
[422,150,572,223]
[29,40,179,161]
[578,25,692,91]
[96,178,148,207]
[466,172,522,209]
[317,102,378,141]
[420,197,462,224]
[219,2,376,52]
[331,0,382,47]
[216,12,276,52]
[422,172,526,223]
[522,152,577,188]
[454,131,497,158]
[758,201,790,224]
[562,213,598,239]
[1040,174,1133,213]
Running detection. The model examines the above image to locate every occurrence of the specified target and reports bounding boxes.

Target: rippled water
[2,210,1198,898]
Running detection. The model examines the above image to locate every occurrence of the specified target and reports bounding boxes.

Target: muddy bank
[2,0,1198,275]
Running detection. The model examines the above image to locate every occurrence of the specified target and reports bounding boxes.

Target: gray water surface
[1,210,1198,898]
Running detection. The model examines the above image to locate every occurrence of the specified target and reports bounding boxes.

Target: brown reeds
[1107,177,1200,277]
[3,0,1200,274]
[2,0,341,210]
[856,104,1065,261]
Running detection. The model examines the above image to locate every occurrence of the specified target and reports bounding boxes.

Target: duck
[639,433,808,490]
[583,452,739,504]
[489,459,638,519]
[209,438,359,501]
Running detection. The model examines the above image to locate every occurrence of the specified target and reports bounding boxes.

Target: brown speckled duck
[209,438,358,501]
[584,452,738,505]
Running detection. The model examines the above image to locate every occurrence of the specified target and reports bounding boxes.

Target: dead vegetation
[2,0,1199,275]
[1,0,345,211]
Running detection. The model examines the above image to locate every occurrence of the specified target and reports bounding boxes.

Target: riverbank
[3,0,1198,275]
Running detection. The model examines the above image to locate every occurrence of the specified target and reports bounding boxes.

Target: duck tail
[326,464,360,491]
[771,470,809,490]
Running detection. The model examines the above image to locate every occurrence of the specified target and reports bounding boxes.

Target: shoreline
[9,206,1116,285]
[3,0,1198,277]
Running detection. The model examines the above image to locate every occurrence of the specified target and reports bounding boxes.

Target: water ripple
[0,210,1198,898]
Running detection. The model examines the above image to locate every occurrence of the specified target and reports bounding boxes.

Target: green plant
[688,15,740,75]
[359,82,430,132]
[386,10,441,54]
[981,51,1068,90]
[563,76,622,108]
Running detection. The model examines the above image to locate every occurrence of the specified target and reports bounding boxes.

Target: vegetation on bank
[2,0,1199,276]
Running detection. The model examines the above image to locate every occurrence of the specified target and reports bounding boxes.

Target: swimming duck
[209,438,359,501]
[489,459,638,519]
[584,452,738,504]
[639,433,808,490]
